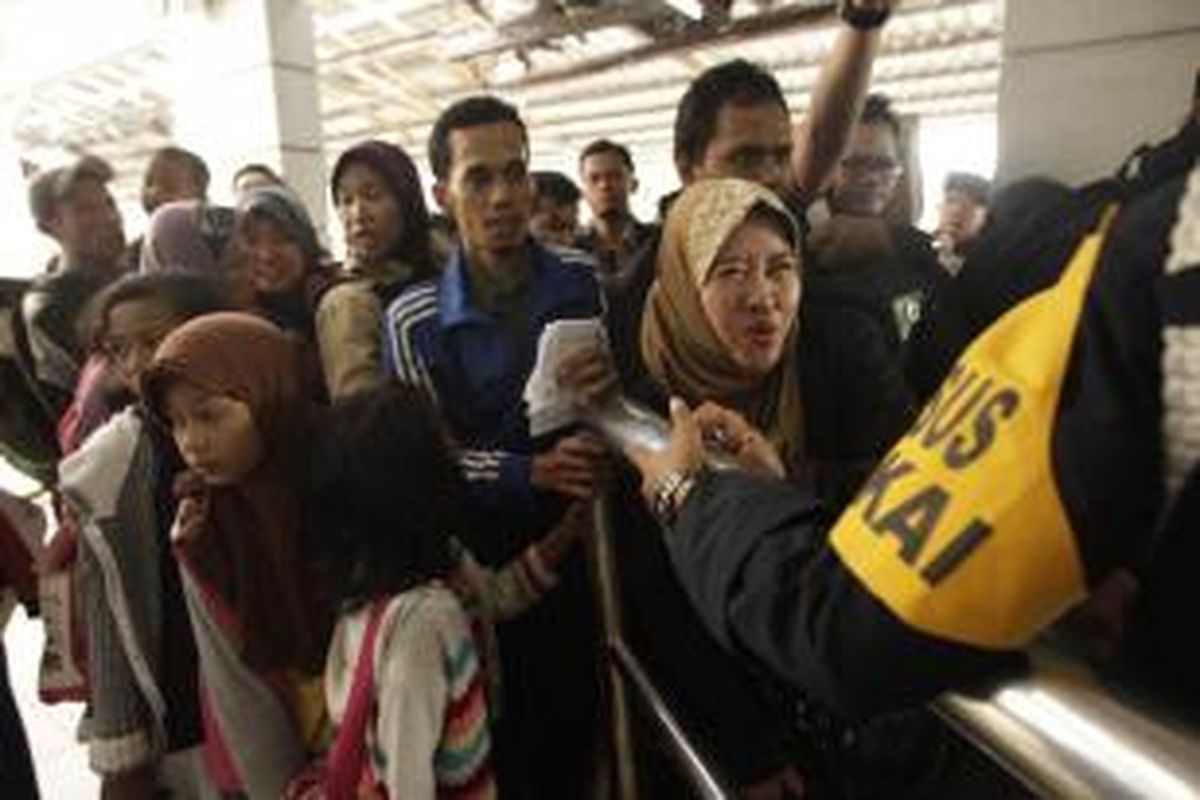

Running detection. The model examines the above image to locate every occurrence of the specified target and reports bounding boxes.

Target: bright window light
[664,0,705,21]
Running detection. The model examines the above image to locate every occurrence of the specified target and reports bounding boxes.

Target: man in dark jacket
[574,138,656,299]
[608,0,899,389]
[804,94,947,358]
[23,155,126,415]
[934,171,990,274]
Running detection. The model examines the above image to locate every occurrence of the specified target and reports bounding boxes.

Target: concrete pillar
[165,0,327,232]
[997,0,1200,185]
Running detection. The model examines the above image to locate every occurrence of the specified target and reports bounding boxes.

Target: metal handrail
[610,638,733,800]
[588,488,733,799]
[585,396,1200,800]
[936,653,1200,799]
[588,497,640,800]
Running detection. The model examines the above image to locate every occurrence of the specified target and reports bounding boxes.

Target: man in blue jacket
[384,95,606,798]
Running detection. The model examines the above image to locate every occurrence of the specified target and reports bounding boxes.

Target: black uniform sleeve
[665,470,1025,721]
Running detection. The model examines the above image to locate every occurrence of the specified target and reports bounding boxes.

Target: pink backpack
[284,599,389,800]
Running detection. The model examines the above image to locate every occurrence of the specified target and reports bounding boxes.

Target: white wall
[998,0,1200,185]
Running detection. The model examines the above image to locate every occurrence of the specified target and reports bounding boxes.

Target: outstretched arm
[625,399,1022,720]
[793,0,897,202]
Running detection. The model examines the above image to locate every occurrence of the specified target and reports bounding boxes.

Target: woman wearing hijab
[578,179,1014,797]
[317,140,437,399]
[140,200,236,276]
[235,186,331,335]
[562,178,916,796]
[638,178,912,497]
[233,186,335,400]
[137,199,254,318]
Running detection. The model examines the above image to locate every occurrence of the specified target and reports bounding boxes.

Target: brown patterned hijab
[144,312,332,674]
[641,179,806,466]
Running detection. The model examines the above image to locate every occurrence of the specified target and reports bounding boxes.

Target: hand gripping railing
[584,396,1200,800]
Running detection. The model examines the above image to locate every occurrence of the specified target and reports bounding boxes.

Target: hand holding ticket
[524,318,609,437]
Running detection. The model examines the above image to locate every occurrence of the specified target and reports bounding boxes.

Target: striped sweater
[325,585,496,799]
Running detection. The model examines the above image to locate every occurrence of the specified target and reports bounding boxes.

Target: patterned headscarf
[641,178,806,465]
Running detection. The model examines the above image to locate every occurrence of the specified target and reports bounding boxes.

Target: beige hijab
[641,178,806,466]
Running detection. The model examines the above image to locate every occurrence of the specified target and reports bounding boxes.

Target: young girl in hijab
[58,272,227,798]
[141,312,330,798]
[143,314,589,798]
[318,140,437,399]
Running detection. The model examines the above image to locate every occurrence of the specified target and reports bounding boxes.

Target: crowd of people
[1,0,1198,797]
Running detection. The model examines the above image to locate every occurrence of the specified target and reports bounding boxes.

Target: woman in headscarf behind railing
[636,177,912,503]
[562,178,923,797]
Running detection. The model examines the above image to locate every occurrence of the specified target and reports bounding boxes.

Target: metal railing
[587,489,734,799]
[610,638,732,800]
[585,395,1200,800]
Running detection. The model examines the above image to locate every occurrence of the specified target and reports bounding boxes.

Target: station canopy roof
[1,0,1000,201]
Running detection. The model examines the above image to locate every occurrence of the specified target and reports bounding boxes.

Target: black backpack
[0,278,61,486]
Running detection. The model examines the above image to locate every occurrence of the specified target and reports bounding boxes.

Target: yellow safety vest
[830,208,1119,650]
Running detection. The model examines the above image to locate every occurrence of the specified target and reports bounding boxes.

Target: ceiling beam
[442,1,669,62]
[542,90,998,149]
[321,73,998,154]
[522,36,999,119]
[490,0,993,92]
[318,30,999,127]
[315,1,465,66]
[490,0,836,90]
[523,63,999,131]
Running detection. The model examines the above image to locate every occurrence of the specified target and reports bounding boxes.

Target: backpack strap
[324,598,388,800]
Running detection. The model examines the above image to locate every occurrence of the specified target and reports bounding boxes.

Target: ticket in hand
[524,318,608,437]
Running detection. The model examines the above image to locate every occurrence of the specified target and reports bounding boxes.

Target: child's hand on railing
[536,501,594,569]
